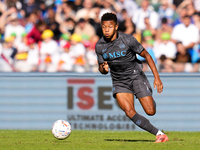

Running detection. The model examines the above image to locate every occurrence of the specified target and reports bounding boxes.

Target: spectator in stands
[193,12,200,30]
[171,15,199,62]
[63,1,76,19]
[0,36,17,72]
[14,33,29,71]
[69,33,86,73]
[44,0,54,8]
[16,33,28,53]
[88,6,103,38]
[117,8,129,23]
[194,0,200,14]
[25,12,38,33]
[74,0,83,11]
[191,60,200,72]
[93,0,103,8]
[158,0,175,26]
[81,33,91,48]
[136,30,156,71]
[9,32,17,48]
[132,0,159,32]
[26,37,39,72]
[5,0,22,13]
[173,7,194,26]
[59,33,70,48]
[118,9,142,42]
[45,8,60,40]
[39,1,48,19]
[15,37,37,72]
[0,1,7,16]
[144,17,157,36]
[137,39,156,72]
[154,32,177,60]
[185,0,196,17]
[116,0,138,18]
[175,0,196,25]
[1,0,200,73]
[122,18,136,36]
[159,54,174,72]
[55,1,76,25]
[86,35,98,72]
[74,18,96,39]
[142,30,154,45]
[21,0,40,17]
[59,17,76,35]
[99,0,121,19]
[4,12,25,47]
[174,41,191,63]
[58,41,74,72]
[0,34,2,52]
[118,9,129,31]
[27,20,47,43]
[173,0,183,8]
[39,29,59,72]
[75,0,95,21]
[173,7,188,27]
[155,17,173,42]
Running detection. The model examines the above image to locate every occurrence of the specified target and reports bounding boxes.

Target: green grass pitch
[0,130,200,150]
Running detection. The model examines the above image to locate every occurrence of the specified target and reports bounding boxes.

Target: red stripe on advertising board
[67,79,95,84]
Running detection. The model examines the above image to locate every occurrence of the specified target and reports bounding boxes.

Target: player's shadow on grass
[104,139,154,142]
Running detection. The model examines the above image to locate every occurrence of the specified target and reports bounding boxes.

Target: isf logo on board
[67,79,118,110]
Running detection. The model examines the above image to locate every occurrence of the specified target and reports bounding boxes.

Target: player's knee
[124,109,136,118]
[146,109,156,116]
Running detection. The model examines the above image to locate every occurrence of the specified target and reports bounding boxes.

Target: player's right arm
[95,43,109,74]
[98,61,109,74]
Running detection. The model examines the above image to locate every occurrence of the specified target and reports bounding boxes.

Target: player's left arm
[139,49,163,93]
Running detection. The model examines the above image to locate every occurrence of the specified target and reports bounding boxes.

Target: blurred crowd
[0,0,200,73]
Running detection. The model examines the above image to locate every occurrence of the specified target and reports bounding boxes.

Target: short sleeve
[171,25,179,40]
[126,34,144,54]
[191,26,199,43]
[95,44,104,65]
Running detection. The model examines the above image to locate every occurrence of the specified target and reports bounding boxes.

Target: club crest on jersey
[103,53,108,59]
[119,43,125,49]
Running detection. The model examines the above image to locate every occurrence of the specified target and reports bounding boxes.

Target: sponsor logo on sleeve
[103,53,108,59]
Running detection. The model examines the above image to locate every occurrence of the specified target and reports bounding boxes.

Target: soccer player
[95,13,169,143]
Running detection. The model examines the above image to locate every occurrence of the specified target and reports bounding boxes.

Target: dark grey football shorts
[113,71,152,99]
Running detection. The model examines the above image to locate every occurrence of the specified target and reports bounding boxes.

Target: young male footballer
[95,13,169,143]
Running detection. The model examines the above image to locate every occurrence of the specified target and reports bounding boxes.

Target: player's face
[101,21,118,40]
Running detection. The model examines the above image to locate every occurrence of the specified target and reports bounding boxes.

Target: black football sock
[130,113,158,135]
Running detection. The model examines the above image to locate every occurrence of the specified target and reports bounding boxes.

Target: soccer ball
[52,120,71,139]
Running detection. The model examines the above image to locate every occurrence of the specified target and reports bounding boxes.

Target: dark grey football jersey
[95,32,144,82]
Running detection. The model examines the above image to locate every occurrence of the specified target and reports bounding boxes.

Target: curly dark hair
[101,12,117,24]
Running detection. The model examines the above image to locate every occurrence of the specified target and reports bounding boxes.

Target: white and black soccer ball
[52,120,71,139]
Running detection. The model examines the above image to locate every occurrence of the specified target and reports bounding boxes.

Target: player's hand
[102,61,109,72]
[154,77,163,93]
